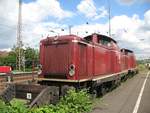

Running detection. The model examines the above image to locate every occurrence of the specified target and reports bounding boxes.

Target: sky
[0,0,150,59]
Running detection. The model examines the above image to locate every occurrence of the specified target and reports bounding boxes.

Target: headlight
[38,70,42,75]
[69,64,75,76]
[38,64,42,69]
[38,64,42,75]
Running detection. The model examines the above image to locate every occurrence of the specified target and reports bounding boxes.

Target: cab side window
[84,36,92,43]
[99,36,111,47]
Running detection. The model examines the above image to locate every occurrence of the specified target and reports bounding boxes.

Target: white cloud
[77,0,108,20]
[22,0,74,23]
[22,22,67,48]
[94,7,108,20]
[71,23,107,36]
[0,0,18,49]
[109,11,150,59]
[0,0,74,49]
[144,10,150,26]
[0,0,18,23]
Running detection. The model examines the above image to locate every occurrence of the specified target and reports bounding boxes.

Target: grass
[92,97,103,108]
[137,64,148,73]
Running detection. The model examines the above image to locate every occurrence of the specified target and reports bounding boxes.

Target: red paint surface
[0,66,12,73]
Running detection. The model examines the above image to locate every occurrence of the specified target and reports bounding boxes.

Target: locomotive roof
[121,48,133,53]
[41,34,82,42]
[84,33,117,43]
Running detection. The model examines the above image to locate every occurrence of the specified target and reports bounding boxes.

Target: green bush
[0,99,28,113]
[29,105,56,113]
[0,89,92,113]
[57,89,92,113]
[0,100,10,113]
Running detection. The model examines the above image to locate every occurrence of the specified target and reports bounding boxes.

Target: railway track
[0,72,38,92]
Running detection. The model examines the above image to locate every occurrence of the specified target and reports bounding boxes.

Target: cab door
[78,43,87,79]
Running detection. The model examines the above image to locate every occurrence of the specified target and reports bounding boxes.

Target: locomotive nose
[69,64,75,76]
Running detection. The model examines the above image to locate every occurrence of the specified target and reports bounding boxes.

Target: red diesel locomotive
[0,66,12,75]
[38,33,137,95]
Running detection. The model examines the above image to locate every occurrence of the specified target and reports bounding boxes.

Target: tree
[24,47,39,69]
[0,51,16,69]
[0,46,39,71]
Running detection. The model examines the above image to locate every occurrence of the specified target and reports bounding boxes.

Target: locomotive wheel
[100,85,106,96]
[61,85,75,96]
[91,86,103,98]
[91,89,98,99]
[109,81,116,91]
[117,78,121,87]
[123,75,128,81]
[96,86,102,97]
[114,78,121,88]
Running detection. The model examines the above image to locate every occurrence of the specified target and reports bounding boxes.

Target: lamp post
[69,25,72,35]
[107,0,111,37]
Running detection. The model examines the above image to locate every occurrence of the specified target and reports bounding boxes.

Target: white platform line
[132,71,150,113]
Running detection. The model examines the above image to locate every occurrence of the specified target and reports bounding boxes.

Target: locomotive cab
[84,33,118,49]
[84,33,121,76]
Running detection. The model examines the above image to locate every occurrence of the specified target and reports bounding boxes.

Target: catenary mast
[16,0,25,71]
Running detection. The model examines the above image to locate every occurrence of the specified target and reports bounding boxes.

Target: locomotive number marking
[27,93,32,100]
